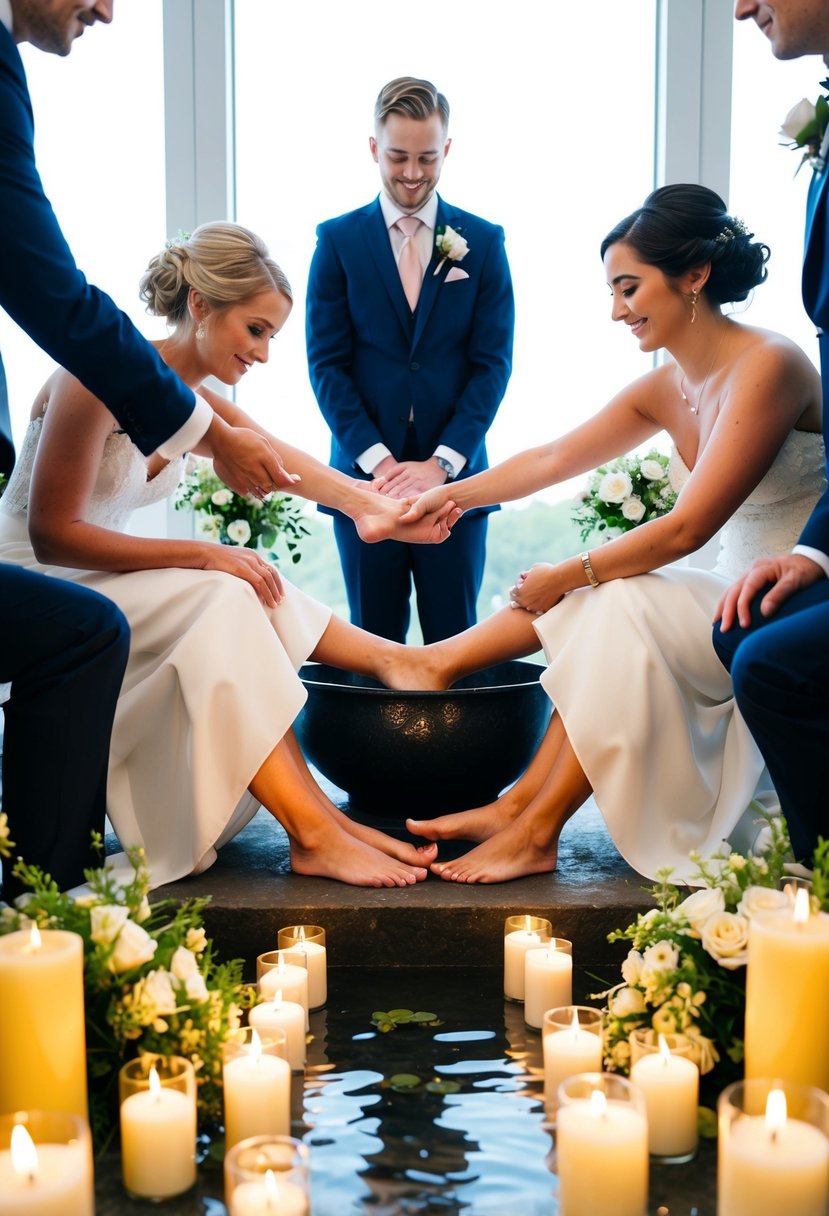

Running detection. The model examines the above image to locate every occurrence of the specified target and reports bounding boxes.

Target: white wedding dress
[0,420,332,888]
[533,429,826,881]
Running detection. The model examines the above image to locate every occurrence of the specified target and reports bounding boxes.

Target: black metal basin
[295,660,552,817]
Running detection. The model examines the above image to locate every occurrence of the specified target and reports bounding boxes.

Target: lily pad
[389,1073,421,1090]
[425,1079,461,1095]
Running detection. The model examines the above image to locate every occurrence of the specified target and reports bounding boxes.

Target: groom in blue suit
[714,0,829,861]
[307,77,514,643]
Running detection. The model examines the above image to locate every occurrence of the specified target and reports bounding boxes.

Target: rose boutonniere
[433,225,469,275]
[780,95,829,174]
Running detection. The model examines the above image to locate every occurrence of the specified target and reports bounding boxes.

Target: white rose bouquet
[175,457,309,565]
[433,224,470,275]
[572,449,678,543]
[595,815,829,1100]
[1,840,253,1150]
[780,94,829,173]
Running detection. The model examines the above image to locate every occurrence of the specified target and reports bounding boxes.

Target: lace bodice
[668,429,826,580]
[0,418,184,533]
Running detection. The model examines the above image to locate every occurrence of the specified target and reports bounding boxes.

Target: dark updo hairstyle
[600,184,769,306]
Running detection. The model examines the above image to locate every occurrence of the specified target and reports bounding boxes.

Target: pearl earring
[195,320,205,340]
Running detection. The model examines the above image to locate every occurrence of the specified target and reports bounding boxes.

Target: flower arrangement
[0,840,253,1150]
[175,457,309,564]
[571,449,678,543]
[0,811,13,859]
[433,224,469,275]
[780,95,829,173]
[595,814,829,1100]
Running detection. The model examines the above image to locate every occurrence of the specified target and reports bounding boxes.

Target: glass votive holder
[277,924,327,1010]
[503,914,552,1002]
[628,1030,699,1163]
[718,1078,829,1216]
[523,938,573,1030]
[222,1025,291,1150]
[542,1005,603,1110]
[118,1053,196,1201]
[257,949,309,1028]
[224,1134,310,1215]
[0,1110,94,1215]
[556,1072,649,1216]
[249,988,307,1072]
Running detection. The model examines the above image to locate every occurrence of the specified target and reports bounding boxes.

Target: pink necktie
[395,216,422,311]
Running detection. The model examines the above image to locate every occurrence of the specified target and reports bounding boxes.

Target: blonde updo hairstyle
[139,221,292,328]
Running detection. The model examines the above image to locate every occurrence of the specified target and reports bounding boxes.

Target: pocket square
[444,267,469,282]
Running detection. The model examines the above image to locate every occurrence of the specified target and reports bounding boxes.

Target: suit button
[410,362,420,371]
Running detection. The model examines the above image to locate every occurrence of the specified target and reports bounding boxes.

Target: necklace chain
[679,330,727,415]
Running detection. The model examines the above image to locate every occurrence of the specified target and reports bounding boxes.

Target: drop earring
[689,289,699,325]
[195,320,205,340]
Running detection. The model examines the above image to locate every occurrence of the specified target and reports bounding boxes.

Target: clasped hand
[508,563,565,615]
[356,482,461,544]
[372,457,448,498]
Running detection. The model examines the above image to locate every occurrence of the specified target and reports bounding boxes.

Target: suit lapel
[411,198,456,349]
[360,201,416,338]
[804,167,829,313]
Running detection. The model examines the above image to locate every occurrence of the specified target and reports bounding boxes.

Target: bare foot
[406,792,525,843]
[289,821,428,887]
[329,805,438,866]
[429,816,558,884]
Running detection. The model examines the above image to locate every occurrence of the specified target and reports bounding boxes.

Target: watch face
[436,457,455,479]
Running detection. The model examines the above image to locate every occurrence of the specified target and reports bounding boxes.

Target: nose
[92,0,114,23]
[401,158,421,181]
[610,294,628,323]
[253,338,270,365]
[733,0,757,20]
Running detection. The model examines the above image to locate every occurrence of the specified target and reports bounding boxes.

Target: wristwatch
[434,456,456,481]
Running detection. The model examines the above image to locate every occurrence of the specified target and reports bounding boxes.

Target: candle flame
[590,1089,607,1119]
[250,1027,263,1063]
[29,924,42,951]
[265,1168,279,1199]
[765,1088,787,1138]
[793,887,811,925]
[658,1034,672,1064]
[524,914,533,931]
[11,1124,38,1180]
[272,988,283,1007]
[569,1009,581,1035]
[148,1066,161,1100]
[297,926,307,944]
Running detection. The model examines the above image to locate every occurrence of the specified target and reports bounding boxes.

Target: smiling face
[603,242,691,353]
[370,111,451,214]
[11,0,113,55]
[734,0,829,59]
[199,289,292,386]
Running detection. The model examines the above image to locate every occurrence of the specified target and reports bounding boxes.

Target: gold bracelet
[580,550,600,589]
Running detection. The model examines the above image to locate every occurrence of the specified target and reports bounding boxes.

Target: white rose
[639,459,665,481]
[621,949,644,985]
[211,488,233,507]
[141,967,179,1015]
[438,224,469,261]
[227,519,251,545]
[597,471,633,504]
[700,911,749,969]
[609,986,646,1017]
[184,973,209,1003]
[780,97,817,141]
[108,919,157,974]
[737,885,789,920]
[674,887,725,934]
[642,940,679,972]
[621,496,646,523]
[90,904,130,946]
[135,897,152,924]
[170,944,200,982]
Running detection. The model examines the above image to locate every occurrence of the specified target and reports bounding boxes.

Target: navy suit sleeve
[0,29,195,456]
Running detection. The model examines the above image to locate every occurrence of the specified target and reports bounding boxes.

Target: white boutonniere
[433,225,469,275]
[780,95,829,174]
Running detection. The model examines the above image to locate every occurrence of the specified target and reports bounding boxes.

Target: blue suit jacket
[305,195,514,515]
[0,22,195,472]
[799,165,829,551]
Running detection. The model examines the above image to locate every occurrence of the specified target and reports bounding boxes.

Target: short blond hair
[374,77,449,131]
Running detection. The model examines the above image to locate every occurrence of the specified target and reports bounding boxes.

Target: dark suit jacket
[799,166,829,551]
[305,194,514,515]
[0,22,195,469]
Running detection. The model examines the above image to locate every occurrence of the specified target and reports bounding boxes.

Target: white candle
[745,892,829,1090]
[259,957,309,1030]
[630,1035,698,1159]
[543,1012,603,1108]
[719,1089,829,1216]
[0,927,87,1118]
[223,1033,291,1149]
[504,927,546,1001]
[286,939,327,1010]
[230,1168,309,1215]
[250,993,306,1071]
[120,1067,196,1200]
[524,945,573,1030]
[557,1090,649,1216]
[0,1124,94,1216]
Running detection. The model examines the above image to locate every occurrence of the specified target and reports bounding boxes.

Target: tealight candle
[277,925,327,1010]
[745,888,829,1090]
[257,950,310,1029]
[630,1032,699,1161]
[0,926,87,1118]
[249,990,306,1071]
[718,1079,829,1216]
[523,939,573,1030]
[0,1112,94,1216]
[503,915,552,1001]
[119,1057,197,1201]
[543,1006,603,1110]
[224,1134,310,1216]
[222,1028,291,1149]
[556,1073,649,1216]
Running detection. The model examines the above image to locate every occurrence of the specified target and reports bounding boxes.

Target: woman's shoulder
[727,323,817,373]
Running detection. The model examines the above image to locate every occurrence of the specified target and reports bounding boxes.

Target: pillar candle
[0,927,87,1119]
[0,1124,93,1216]
[229,1168,309,1216]
[543,1016,603,1108]
[504,928,546,1001]
[278,928,327,1010]
[259,957,309,1030]
[249,995,306,1071]
[557,1089,649,1216]
[223,1038,291,1148]
[745,891,829,1090]
[120,1068,196,1200]
[524,945,573,1030]
[630,1035,699,1159]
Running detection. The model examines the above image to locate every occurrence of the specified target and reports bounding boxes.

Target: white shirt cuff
[793,544,829,579]
[434,444,467,477]
[357,443,392,475]
[156,394,212,459]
